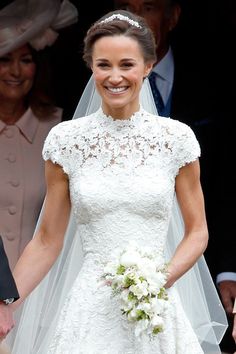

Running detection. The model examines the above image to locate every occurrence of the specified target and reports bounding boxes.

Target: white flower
[130,280,148,300]
[136,302,151,314]
[102,243,168,338]
[127,308,139,321]
[120,250,140,267]
[151,315,164,328]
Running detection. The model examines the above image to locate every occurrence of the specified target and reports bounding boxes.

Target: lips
[3,80,22,86]
[106,86,128,93]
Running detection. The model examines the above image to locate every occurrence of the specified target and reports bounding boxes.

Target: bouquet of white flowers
[102,241,169,338]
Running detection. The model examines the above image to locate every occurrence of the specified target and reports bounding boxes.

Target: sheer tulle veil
[11,76,227,353]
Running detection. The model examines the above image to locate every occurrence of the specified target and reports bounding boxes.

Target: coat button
[5,232,15,241]
[10,179,20,187]
[7,153,16,162]
[8,206,17,215]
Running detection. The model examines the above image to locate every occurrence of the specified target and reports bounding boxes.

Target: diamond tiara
[99,14,142,29]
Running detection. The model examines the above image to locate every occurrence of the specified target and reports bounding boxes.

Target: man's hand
[0,302,14,340]
[218,281,236,314]
[233,312,236,343]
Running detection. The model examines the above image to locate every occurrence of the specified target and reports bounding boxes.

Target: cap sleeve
[42,122,71,175]
[175,122,200,171]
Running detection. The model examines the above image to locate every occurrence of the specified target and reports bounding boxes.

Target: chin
[104,96,131,108]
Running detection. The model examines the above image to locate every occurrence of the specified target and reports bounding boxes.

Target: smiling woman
[7,8,227,354]
[91,35,153,117]
[0,45,36,120]
[0,42,62,271]
[0,0,78,271]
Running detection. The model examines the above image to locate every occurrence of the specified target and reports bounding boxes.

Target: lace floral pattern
[43,107,203,353]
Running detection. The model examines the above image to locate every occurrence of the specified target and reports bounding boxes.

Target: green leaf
[116,265,126,275]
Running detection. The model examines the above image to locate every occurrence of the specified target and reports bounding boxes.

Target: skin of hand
[233,312,236,344]
[232,298,236,346]
[165,159,208,288]
[218,281,236,314]
[0,302,15,340]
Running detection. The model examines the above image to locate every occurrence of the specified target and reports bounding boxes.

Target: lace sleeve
[172,121,201,173]
[42,121,72,175]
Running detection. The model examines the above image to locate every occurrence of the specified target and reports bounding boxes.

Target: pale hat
[0,0,78,56]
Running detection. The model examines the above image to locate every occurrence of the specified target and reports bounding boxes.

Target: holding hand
[0,302,14,341]
[218,281,236,314]
[233,299,236,346]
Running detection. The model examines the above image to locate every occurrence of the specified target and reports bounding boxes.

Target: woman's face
[91,35,152,117]
[0,44,36,103]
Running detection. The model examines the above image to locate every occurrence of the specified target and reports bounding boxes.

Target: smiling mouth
[106,86,129,94]
[4,80,22,86]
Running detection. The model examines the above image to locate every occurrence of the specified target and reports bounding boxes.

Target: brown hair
[83,10,157,67]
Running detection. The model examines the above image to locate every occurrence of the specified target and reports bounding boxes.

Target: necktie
[148,72,164,115]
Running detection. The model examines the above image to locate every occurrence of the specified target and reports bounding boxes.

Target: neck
[102,102,140,120]
[0,101,26,125]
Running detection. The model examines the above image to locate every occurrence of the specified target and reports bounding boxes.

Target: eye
[21,56,34,64]
[0,56,10,63]
[96,62,111,69]
[121,62,135,68]
[143,4,155,13]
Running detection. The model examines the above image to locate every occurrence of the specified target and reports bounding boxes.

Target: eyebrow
[95,58,136,62]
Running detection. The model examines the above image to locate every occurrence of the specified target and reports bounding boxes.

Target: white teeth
[107,87,127,93]
[4,81,21,86]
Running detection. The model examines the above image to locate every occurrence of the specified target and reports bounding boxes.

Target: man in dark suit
[215,113,236,353]
[0,236,19,339]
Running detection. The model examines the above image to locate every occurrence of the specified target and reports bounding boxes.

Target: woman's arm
[165,159,208,288]
[11,160,71,309]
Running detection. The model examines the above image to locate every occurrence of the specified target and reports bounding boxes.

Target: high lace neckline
[97,106,145,126]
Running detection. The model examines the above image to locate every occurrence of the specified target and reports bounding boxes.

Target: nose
[9,60,21,76]
[108,69,123,85]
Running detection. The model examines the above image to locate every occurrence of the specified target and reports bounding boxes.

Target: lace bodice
[43,107,203,354]
[43,107,200,263]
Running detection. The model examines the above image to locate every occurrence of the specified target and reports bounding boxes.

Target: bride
[5,9,227,354]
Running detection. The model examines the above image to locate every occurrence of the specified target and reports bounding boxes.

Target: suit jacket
[161,46,235,279]
[0,236,19,301]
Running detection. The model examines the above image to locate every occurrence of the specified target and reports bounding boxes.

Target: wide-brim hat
[0,0,78,56]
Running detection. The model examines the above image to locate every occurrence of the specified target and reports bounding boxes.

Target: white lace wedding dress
[42,106,203,354]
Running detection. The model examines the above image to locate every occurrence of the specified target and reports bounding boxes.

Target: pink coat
[0,107,62,269]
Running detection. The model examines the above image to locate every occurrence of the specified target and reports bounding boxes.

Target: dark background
[50,0,235,119]
[1,0,233,119]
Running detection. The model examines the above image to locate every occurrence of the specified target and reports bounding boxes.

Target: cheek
[128,69,146,83]
[92,69,107,83]
[145,13,161,31]
[24,64,36,80]
[0,66,8,77]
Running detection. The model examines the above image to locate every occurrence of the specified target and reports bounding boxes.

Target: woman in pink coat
[0,0,78,270]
